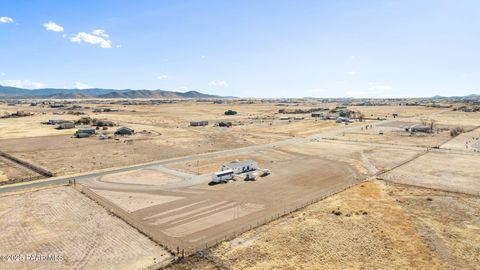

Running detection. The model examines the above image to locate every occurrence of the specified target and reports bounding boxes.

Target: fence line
[74,179,365,259]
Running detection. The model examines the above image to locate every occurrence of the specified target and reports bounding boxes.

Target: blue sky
[0,0,479,98]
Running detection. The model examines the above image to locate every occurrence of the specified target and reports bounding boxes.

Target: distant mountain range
[0,85,220,99]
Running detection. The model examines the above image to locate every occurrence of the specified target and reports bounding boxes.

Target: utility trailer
[209,170,235,185]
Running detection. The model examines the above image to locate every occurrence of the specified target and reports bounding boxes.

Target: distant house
[57,121,75,130]
[408,124,431,133]
[48,119,65,125]
[336,117,352,123]
[115,127,134,136]
[74,128,96,138]
[221,160,258,174]
[218,121,232,127]
[311,111,325,118]
[190,121,209,126]
[95,120,115,127]
[224,110,238,115]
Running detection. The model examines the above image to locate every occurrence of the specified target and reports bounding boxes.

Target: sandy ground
[0,186,172,270]
[382,152,480,195]
[99,168,182,185]
[170,180,480,270]
[92,188,183,213]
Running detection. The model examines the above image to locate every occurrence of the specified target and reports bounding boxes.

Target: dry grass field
[0,186,172,270]
[170,180,480,270]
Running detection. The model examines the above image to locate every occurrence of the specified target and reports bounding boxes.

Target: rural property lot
[0,186,172,270]
[78,141,424,254]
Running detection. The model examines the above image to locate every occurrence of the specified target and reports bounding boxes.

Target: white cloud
[43,21,64,32]
[200,55,206,59]
[0,79,44,89]
[0,17,14,24]
[208,80,228,87]
[70,30,112,48]
[157,74,169,80]
[347,71,357,75]
[0,72,5,76]
[178,86,188,90]
[116,44,122,49]
[74,82,93,89]
[92,29,109,38]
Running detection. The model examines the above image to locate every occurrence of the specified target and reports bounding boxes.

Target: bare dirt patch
[100,168,181,185]
[0,186,172,270]
[91,188,183,213]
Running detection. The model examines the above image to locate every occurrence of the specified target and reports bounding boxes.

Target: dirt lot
[170,180,480,269]
[381,152,480,195]
[0,186,172,269]
[79,140,426,255]
[0,102,443,180]
[81,145,363,253]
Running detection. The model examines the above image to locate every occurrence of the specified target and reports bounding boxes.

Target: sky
[1,0,479,98]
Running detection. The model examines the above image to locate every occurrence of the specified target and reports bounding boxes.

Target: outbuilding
[221,160,258,174]
[224,110,238,115]
[190,121,209,126]
[115,127,134,136]
[408,124,431,133]
[74,128,96,138]
[57,121,75,129]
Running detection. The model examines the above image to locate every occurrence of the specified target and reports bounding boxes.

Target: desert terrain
[0,98,478,269]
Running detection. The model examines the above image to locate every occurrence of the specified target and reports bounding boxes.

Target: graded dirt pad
[99,168,181,185]
[0,186,172,270]
[83,147,362,254]
[382,152,480,195]
[170,180,480,270]
[92,188,183,213]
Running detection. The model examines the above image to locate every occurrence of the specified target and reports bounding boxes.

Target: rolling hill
[0,85,221,99]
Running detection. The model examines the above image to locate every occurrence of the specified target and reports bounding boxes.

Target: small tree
[450,127,464,137]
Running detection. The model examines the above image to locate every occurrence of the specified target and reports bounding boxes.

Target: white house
[221,160,258,174]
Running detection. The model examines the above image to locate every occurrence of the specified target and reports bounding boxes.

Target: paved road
[0,109,454,194]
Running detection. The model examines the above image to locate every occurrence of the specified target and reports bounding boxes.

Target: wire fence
[71,178,364,260]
